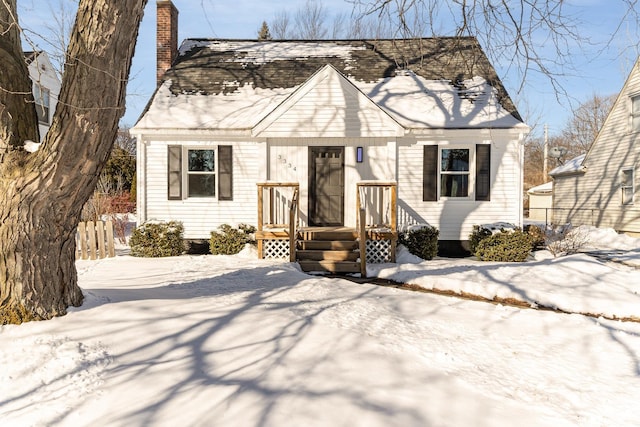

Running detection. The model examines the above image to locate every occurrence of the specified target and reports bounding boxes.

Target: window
[33,84,50,125]
[188,149,216,197]
[440,148,470,197]
[167,145,233,200]
[423,144,490,201]
[631,95,640,132]
[621,168,634,205]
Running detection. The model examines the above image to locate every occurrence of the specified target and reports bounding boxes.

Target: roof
[135,38,526,131]
[527,182,553,194]
[549,154,586,177]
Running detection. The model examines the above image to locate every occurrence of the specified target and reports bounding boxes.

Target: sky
[17,0,640,137]
[1,224,640,426]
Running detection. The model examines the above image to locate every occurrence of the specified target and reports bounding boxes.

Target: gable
[253,65,404,138]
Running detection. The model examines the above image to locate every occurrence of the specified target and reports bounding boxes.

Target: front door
[309,146,344,226]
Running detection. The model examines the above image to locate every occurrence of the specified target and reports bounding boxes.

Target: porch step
[296,228,362,275]
[297,240,358,251]
[298,260,361,274]
[296,250,359,262]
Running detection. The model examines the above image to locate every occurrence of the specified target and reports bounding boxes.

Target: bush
[524,224,546,250]
[130,220,185,257]
[475,229,534,262]
[399,224,439,260]
[469,225,493,254]
[545,225,589,257]
[209,223,256,255]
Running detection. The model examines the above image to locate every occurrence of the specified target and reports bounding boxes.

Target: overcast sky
[18,0,640,137]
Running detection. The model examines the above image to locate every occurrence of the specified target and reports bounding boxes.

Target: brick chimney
[156,0,178,85]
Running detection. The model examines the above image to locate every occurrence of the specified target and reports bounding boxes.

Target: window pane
[188,150,215,172]
[441,174,468,197]
[622,169,633,186]
[441,149,469,172]
[188,174,216,197]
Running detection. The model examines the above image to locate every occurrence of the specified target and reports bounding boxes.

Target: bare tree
[271,10,292,39]
[295,0,328,39]
[560,93,616,152]
[0,0,147,323]
[348,0,640,102]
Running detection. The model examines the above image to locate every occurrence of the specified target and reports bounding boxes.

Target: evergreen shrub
[474,229,534,262]
[209,224,256,255]
[130,220,185,257]
[399,225,439,260]
[469,225,493,254]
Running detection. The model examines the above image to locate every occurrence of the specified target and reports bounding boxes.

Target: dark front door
[309,146,345,226]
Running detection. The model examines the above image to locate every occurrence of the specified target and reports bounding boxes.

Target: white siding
[257,66,401,138]
[268,138,395,227]
[553,61,640,234]
[143,139,261,239]
[397,130,523,240]
[27,53,60,141]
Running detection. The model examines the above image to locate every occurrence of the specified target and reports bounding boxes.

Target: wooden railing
[76,220,115,260]
[256,182,300,259]
[356,181,398,270]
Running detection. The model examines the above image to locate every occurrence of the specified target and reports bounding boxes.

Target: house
[550,59,640,237]
[132,1,529,266]
[25,51,60,141]
[527,182,553,222]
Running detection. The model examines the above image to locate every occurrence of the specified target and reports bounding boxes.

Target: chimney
[156,0,178,85]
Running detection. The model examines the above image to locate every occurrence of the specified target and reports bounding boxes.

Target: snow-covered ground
[1,227,640,426]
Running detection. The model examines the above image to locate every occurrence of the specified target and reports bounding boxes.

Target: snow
[23,139,40,153]
[134,70,523,131]
[179,40,366,63]
[549,154,586,176]
[2,227,640,426]
[527,181,553,194]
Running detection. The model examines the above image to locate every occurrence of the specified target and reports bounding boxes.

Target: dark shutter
[167,145,182,200]
[423,145,438,201]
[475,144,491,201]
[218,145,233,201]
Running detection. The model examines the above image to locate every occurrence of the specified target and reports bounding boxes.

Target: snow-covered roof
[549,154,586,177]
[135,38,525,132]
[527,182,553,194]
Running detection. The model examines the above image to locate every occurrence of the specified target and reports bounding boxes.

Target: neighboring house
[25,51,60,141]
[550,58,640,237]
[526,182,553,222]
[132,1,529,257]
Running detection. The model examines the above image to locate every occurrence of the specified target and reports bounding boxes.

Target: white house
[132,1,529,264]
[25,51,60,141]
[550,58,640,237]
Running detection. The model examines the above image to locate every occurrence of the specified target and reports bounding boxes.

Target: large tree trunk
[0,0,148,323]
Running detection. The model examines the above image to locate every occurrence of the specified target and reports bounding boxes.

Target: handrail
[356,181,398,264]
[358,208,367,278]
[289,187,299,262]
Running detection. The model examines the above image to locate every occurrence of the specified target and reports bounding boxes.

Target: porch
[256,181,398,278]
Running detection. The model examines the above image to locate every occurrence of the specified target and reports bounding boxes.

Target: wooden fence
[76,220,116,260]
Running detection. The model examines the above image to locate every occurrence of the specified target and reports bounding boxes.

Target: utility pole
[543,124,548,179]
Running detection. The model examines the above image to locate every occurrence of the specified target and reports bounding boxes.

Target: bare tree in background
[348,0,640,101]
[295,0,328,39]
[559,94,616,153]
[0,0,147,323]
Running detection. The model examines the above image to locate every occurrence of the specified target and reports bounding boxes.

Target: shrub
[524,224,546,250]
[469,225,493,254]
[399,224,439,260]
[545,225,589,257]
[475,229,534,262]
[130,220,185,257]
[209,223,256,255]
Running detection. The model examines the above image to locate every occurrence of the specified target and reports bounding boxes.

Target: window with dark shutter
[423,145,438,201]
[167,145,182,200]
[218,145,233,201]
[475,144,491,201]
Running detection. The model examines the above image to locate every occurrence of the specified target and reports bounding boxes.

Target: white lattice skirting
[366,239,392,263]
[263,239,290,259]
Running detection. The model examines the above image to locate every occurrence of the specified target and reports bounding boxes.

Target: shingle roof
[162,38,522,122]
